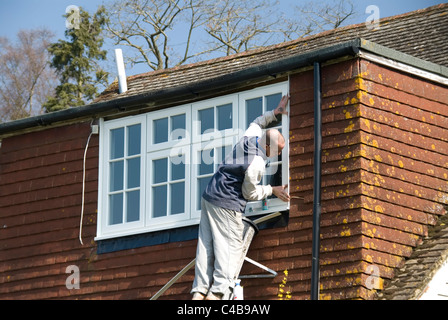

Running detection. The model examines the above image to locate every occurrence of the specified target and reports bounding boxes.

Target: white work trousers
[191,198,245,297]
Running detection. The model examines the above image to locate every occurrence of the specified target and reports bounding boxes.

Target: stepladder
[150,211,281,300]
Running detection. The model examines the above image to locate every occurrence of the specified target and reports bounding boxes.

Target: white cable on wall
[79,121,96,245]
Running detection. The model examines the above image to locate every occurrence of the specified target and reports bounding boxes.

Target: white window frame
[96,82,289,240]
[192,95,239,144]
[146,148,191,227]
[147,105,191,152]
[98,115,147,238]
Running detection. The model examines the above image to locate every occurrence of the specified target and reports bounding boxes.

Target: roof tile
[377,214,448,300]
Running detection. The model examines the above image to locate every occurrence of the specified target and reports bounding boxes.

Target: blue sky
[0,0,445,76]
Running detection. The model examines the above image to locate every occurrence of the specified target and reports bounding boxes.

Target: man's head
[261,129,285,157]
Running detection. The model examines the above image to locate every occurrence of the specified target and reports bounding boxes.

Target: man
[191,94,290,300]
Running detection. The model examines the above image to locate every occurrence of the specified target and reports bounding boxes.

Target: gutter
[0,38,362,137]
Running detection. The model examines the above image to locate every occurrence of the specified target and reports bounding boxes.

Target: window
[97,82,289,240]
[109,125,141,224]
[149,151,189,220]
[98,116,146,237]
[146,106,191,227]
[239,85,289,215]
[192,95,238,143]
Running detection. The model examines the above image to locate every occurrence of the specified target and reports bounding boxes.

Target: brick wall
[0,122,100,298]
[279,57,448,300]
[0,121,200,299]
[356,59,448,299]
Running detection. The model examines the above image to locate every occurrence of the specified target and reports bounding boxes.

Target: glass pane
[170,182,185,215]
[127,124,141,156]
[109,193,123,225]
[198,177,211,210]
[154,118,168,144]
[199,107,214,134]
[266,93,282,126]
[171,157,185,181]
[153,186,167,218]
[171,114,186,140]
[127,157,140,189]
[110,128,124,159]
[266,163,282,199]
[153,158,168,183]
[126,190,140,222]
[266,93,282,111]
[217,103,232,131]
[110,161,124,192]
[246,97,263,127]
[199,149,214,175]
[265,163,281,184]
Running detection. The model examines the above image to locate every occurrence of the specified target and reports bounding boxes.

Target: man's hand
[274,94,290,117]
[272,184,290,202]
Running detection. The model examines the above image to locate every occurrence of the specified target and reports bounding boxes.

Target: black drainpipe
[311,61,322,300]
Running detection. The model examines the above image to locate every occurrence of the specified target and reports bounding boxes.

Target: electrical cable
[79,120,95,245]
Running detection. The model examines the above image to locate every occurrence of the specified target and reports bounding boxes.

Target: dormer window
[97,82,289,240]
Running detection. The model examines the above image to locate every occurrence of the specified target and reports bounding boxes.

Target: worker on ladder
[191,94,291,300]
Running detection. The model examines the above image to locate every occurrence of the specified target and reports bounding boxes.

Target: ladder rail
[150,258,196,300]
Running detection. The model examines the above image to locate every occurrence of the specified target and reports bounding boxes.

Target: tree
[203,0,285,56]
[0,29,58,122]
[104,0,356,71]
[105,0,210,71]
[43,6,109,113]
[283,0,356,40]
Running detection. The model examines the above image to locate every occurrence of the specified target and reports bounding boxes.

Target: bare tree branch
[104,0,357,71]
[293,0,356,34]
[106,0,206,70]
